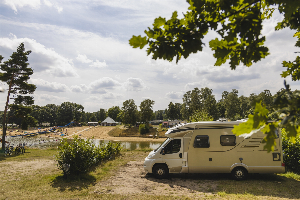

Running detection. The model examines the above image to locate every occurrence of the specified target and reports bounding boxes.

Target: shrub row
[282,129,300,174]
[56,136,122,176]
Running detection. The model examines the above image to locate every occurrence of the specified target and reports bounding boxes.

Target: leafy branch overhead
[129,0,300,75]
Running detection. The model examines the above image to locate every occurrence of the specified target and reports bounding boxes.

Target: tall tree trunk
[1,75,14,150]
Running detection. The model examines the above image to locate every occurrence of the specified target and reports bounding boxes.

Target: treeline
[159,87,275,122]
[1,87,291,128]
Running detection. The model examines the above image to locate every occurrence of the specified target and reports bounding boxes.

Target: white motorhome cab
[144,121,285,180]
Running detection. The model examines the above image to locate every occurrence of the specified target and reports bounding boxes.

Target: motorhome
[144,121,285,180]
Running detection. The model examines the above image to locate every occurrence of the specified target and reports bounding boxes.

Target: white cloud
[87,96,100,101]
[0,35,78,77]
[89,60,107,68]
[166,91,183,99]
[70,84,89,93]
[3,0,41,13]
[54,4,63,13]
[30,79,69,93]
[2,0,62,14]
[33,93,69,106]
[90,77,121,93]
[123,78,147,91]
[76,54,92,64]
[102,92,122,99]
[43,0,52,7]
[71,77,121,94]
[90,0,189,17]
[76,54,107,68]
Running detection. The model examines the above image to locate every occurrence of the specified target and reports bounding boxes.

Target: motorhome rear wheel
[231,167,248,180]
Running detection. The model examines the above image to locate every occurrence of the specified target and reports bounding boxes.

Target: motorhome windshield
[154,138,170,152]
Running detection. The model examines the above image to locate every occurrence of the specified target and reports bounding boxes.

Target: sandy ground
[3,126,166,142]
[93,152,217,198]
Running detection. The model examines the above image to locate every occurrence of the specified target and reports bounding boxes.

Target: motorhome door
[161,138,183,173]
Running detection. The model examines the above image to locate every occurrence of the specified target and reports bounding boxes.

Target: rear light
[282,163,285,167]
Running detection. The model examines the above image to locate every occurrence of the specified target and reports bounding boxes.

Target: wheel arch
[230,163,249,173]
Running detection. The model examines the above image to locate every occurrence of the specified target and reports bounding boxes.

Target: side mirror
[160,147,165,155]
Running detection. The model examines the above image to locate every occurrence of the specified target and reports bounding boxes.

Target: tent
[101,117,116,126]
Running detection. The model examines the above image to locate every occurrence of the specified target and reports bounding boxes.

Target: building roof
[101,117,116,124]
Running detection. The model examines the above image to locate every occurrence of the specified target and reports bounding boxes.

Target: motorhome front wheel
[153,164,169,179]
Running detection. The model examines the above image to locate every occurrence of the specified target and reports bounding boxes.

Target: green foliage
[167,102,181,120]
[98,108,107,122]
[139,99,155,123]
[89,113,97,122]
[129,35,147,49]
[182,87,218,120]
[121,99,139,126]
[233,101,278,151]
[190,110,213,122]
[56,136,122,176]
[139,123,150,135]
[154,110,165,120]
[57,102,84,126]
[282,56,300,81]
[107,106,121,122]
[282,129,300,174]
[273,81,300,138]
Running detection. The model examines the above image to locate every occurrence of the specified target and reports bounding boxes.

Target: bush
[139,124,149,135]
[56,136,122,176]
[282,129,300,174]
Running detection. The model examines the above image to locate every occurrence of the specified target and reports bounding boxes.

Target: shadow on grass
[50,173,97,192]
[146,173,300,199]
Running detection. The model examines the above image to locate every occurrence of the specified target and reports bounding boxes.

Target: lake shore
[2,126,166,142]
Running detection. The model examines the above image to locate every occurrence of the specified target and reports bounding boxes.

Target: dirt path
[93,152,217,198]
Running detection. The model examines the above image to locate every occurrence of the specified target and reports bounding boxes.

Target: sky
[0,0,299,113]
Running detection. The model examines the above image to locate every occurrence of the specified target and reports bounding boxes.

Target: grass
[0,148,300,199]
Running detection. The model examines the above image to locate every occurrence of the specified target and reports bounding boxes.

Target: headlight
[147,153,155,159]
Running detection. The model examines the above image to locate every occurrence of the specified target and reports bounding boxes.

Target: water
[4,136,163,150]
[5,136,60,149]
[93,139,162,151]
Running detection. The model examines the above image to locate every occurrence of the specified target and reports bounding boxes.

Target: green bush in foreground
[282,129,300,174]
[56,136,122,176]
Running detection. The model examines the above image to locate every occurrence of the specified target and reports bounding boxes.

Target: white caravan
[144,121,285,180]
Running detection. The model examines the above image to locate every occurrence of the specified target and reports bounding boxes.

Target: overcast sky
[0,0,299,112]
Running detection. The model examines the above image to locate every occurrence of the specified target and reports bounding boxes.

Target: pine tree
[1,43,36,150]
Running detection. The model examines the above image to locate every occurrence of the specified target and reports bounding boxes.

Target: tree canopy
[139,99,155,123]
[129,0,300,150]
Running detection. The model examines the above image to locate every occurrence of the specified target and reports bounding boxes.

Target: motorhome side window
[164,139,181,154]
[193,135,210,148]
[220,135,236,146]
